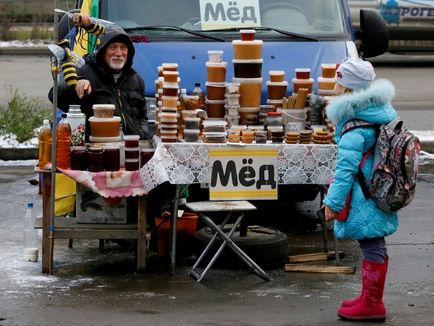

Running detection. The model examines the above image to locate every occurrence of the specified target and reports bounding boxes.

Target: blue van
[66,0,388,204]
[76,0,388,108]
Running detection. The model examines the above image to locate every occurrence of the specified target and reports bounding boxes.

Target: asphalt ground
[0,166,433,325]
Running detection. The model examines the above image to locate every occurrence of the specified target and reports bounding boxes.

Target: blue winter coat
[323,79,399,240]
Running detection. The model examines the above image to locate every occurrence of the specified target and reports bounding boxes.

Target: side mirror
[357,9,389,58]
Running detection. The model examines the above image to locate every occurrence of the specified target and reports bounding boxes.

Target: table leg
[169,185,180,275]
[41,173,53,274]
[319,187,328,253]
[137,195,147,273]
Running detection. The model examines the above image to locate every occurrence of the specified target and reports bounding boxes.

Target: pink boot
[338,259,388,321]
[341,257,388,308]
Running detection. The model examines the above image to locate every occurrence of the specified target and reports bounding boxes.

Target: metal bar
[190,212,232,271]
[196,214,242,282]
[199,214,271,281]
[48,3,60,275]
[169,184,180,275]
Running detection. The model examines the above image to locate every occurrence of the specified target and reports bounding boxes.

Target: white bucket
[280,108,307,131]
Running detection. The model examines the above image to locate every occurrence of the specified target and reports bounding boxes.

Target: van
[349,0,434,52]
[70,0,387,103]
[66,0,388,202]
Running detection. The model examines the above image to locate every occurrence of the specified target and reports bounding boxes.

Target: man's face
[104,42,128,71]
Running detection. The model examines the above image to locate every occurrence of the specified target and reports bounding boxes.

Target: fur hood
[326,79,396,125]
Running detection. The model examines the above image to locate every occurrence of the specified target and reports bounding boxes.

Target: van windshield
[101,0,347,38]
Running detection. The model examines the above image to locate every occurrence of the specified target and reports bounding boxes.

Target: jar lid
[92,104,115,110]
[205,81,227,87]
[206,61,228,67]
[232,40,263,45]
[88,146,104,153]
[266,81,289,86]
[232,58,263,64]
[267,112,282,116]
[123,135,140,141]
[295,68,311,72]
[269,70,285,75]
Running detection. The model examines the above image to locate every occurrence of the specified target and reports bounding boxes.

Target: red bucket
[154,211,198,257]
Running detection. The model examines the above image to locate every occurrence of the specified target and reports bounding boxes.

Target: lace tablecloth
[60,169,146,198]
[139,142,337,193]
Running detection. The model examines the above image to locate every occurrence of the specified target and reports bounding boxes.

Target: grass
[0,25,53,41]
[0,87,52,143]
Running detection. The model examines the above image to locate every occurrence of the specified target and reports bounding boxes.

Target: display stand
[36,169,147,274]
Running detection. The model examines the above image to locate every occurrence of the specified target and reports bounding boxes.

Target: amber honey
[88,117,121,138]
[232,40,263,60]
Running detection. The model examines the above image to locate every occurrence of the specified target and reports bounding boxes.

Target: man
[52,24,152,140]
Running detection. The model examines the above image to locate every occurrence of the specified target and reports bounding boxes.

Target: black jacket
[53,25,152,140]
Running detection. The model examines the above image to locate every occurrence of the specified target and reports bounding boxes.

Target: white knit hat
[335,58,375,90]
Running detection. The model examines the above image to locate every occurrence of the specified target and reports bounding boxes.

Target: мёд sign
[208,147,278,200]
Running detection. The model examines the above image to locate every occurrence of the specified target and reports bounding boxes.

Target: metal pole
[48,0,60,274]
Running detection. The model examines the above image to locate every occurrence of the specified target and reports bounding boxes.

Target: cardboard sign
[199,0,261,30]
[208,148,278,200]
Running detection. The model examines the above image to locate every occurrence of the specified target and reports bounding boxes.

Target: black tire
[194,225,288,268]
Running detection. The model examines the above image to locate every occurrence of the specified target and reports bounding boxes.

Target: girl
[323,58,399,321]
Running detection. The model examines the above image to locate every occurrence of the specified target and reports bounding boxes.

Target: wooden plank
[54,230,138,239]
[285,264,356,274]
[136,196,146,273]
[288,251,344,263]
[35,217,138,230]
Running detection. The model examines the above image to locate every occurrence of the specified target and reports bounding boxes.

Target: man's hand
[324,205,337,222]
[76,79,92,98]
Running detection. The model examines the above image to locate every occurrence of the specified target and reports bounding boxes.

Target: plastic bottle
[66,105,86,146]
[56,113,72,169]
[178,88,188,111]
[192,83,205,109]
[38,119,52,169]
[23,202,38,262]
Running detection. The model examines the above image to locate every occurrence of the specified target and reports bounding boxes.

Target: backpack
[341,117,421,213]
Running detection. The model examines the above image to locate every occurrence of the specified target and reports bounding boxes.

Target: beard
[107,58,125,71]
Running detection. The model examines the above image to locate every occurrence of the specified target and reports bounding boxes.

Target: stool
[185,201,271,282]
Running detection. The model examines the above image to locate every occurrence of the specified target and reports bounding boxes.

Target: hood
[326,79,397,126]
[94,24,135,68]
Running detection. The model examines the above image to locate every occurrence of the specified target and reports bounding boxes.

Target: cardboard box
[76,184,127,224]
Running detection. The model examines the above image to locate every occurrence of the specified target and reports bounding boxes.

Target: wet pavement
[0,166,433,326]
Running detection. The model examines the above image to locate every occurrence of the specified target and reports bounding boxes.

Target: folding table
[185,200,271,282]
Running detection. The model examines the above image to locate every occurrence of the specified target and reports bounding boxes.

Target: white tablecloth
[139,141,337,193]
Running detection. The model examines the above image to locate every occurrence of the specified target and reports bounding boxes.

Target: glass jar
[265,112,283,127]
[87,147,105,172]
[71,146,87,170]
[104,145,120,171]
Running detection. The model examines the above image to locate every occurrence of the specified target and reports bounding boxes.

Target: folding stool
[185,201,271,282]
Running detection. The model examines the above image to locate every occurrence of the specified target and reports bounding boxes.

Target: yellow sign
[208,148,278,200]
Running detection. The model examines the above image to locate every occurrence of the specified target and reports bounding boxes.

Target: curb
[0,148,38,161]
[0,47,50,56]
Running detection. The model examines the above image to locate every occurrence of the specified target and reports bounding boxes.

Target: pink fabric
[59,168,146,198]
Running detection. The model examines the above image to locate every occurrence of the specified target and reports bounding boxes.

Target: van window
[101,0,346,37]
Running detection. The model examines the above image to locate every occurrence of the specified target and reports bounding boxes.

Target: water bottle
[192,82,205,109]
[66,105,86,146]
[23,202,38,262]
[38,119,52,169]
[147,104,156,124]
[56,113,72,169]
